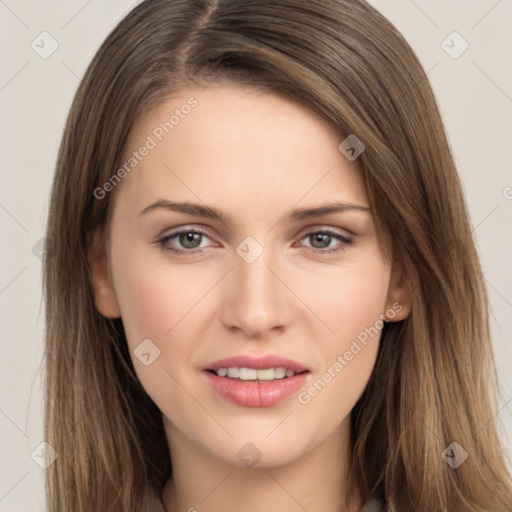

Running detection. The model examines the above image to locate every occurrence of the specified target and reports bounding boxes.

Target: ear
[87,230,121,319]
[384,259,413,322]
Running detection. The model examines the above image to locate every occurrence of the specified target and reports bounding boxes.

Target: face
[89,83,411,468]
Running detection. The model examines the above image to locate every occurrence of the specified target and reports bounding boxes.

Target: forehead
[115,84,368,216]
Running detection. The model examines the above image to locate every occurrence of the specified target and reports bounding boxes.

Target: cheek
[112,262,205,420]
[298,250,391,345]
[109,247,196,385]
[294,251,389,410]
[331,270,389,341]
[113,248,213,345]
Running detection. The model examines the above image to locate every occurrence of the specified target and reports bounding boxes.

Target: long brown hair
[43,1,512,510]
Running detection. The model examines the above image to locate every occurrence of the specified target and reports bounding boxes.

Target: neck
[161,415,363,512]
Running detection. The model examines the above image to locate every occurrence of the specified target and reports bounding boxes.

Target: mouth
[202,355,311,407]
[206,366,308,381]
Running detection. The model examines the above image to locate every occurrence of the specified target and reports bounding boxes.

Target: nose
[221,243,292,338]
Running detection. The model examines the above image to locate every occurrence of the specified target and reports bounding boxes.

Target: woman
[43,1,512,511]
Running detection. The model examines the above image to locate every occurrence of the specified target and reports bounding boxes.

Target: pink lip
[203,371,310,407]
[202,354,311,407]
[204,354,310,373]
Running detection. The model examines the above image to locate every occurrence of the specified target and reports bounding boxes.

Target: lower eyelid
[160,230,212,249]
[158,229,352,253]
[298,231,352,247]
[290,234,351,260]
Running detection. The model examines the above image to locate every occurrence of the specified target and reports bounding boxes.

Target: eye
[296,229,353,255]
[155,227,353,257]
[156,228,214,257]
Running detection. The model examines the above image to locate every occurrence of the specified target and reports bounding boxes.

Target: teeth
[227,367,239,378]
[214,366,297,380]
[239,368,258,380]
[274,367,286,378]
[257,368,275,380]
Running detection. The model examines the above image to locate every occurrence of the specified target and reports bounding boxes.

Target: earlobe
[87,230,121,319]
[384,260,413,322]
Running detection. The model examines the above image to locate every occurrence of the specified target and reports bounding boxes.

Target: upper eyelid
[159,226,352,247]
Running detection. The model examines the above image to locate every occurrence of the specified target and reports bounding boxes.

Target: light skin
[88,83,412,512]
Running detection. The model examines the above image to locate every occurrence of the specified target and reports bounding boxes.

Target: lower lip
[203,371,310,407]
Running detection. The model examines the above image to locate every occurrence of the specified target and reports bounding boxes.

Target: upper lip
[204,354,310,373]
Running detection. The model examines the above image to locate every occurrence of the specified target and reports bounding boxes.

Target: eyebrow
[139,199,371,223]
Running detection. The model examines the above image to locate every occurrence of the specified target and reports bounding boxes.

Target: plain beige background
[0,0,511,510]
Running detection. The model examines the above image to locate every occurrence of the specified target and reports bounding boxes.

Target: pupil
[181,232,200,248]
[312,233,330,249]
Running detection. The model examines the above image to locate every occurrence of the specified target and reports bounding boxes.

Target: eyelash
[155,228,353,258]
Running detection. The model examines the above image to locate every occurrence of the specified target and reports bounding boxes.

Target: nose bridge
[223,236,289,336]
